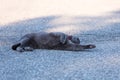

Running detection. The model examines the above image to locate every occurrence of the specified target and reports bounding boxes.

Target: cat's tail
[12,43,21,50]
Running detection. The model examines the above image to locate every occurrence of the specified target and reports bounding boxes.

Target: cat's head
[68,36,80,44]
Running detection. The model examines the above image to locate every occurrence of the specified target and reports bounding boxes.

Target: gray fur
[12,32,96,52]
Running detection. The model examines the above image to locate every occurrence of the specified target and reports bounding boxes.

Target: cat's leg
[62,44,96,51]
[16,46,34,52]
[80,44,96,49]
[23,47,34,51]
[12,43,21,50]
[12,37,33,52]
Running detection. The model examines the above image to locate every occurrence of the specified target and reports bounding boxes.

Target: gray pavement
[0,10,120,80]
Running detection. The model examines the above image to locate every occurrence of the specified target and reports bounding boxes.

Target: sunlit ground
[0,0,120,25]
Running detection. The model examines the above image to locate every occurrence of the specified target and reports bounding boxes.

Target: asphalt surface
[0,1,120,79]
[0,9,120,80]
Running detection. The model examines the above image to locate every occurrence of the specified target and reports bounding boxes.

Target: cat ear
[60,34,67,44]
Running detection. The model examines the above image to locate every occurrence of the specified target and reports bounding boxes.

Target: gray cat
[12,32,96,52]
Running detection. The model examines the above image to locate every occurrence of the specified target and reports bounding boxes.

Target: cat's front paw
[86,44,96,49]
[16,47,25,52]
[24,47,34,51]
